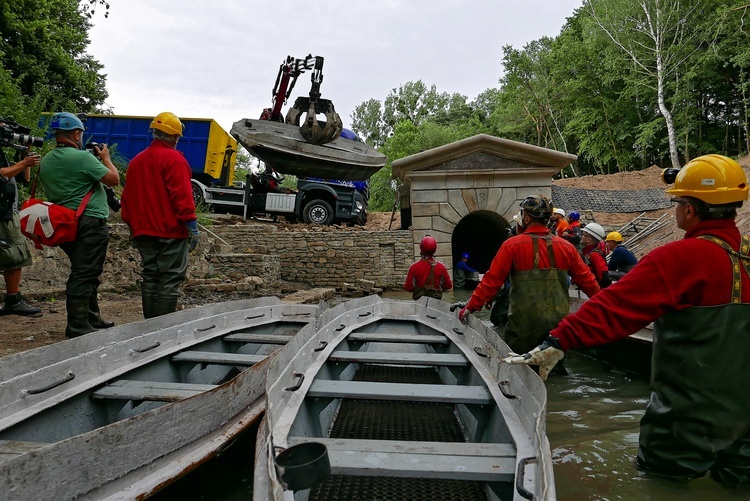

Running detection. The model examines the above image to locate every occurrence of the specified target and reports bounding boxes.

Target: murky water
[155,290,750,500]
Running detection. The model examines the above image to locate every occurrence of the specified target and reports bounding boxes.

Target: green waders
[637,235,750,486]
[506,235,570,355]
[133,236,189,319]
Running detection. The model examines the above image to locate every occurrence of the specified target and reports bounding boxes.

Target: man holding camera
[121,112,199,318]
[0,118,42,316]
[40,112,120,337]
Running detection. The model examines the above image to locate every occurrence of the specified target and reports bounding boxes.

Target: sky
[87,0,584,135]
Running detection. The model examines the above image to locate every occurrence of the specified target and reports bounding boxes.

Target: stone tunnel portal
[451,210,511,273]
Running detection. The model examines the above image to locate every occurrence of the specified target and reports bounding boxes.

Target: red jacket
[552,219,750,351]
[582,244,609,284]
[466,224,600,312]
[404,257,452,292]
[121,140,196,238]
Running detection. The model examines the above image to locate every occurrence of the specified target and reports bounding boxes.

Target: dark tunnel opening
[451,210,510,273]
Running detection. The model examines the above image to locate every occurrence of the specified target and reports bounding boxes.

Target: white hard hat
[582,222,606,241]
[553,208,565,216]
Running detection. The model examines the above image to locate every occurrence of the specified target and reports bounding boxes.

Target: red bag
[19,172,95,249]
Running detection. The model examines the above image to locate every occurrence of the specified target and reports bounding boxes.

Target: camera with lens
[103,184,121,212]
[0,117,45,149]
[85,142,105,158]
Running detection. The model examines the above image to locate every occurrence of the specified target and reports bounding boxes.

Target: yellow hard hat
[150,112,184,136]
[606,231,623,242]
[665,154,747,205]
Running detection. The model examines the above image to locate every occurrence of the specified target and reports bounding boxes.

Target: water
[155,290,750,500]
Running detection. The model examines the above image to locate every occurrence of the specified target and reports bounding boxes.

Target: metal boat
[254,295,555,500]
[0,297,321,501]
[231,119,387,181]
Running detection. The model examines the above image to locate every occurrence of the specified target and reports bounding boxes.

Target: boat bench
[347,333,449,345]
[308,380,493,405]
[286,437,515,481]
[91,380,217,403]
[223,333,294,344]
[171,350,268,366]
[0,440,47,464]
[329,350,468,366]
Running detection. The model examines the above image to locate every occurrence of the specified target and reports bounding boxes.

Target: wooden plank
[91,380,217,403]
[171,351,268,366]
[0,440,48,463]
[307,380,492,405]
[329,351,468,366]
[223,333,294,344]
[347,333,449,345]
[286,437,515,458]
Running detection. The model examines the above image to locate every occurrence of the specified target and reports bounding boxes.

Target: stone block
[412,203,440,217]
[438,203,462,225]
[412,189,448,203]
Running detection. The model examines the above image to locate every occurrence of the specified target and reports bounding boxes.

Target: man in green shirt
[40,112,120,337]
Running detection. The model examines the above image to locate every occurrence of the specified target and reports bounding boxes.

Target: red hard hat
[420,235,437,255]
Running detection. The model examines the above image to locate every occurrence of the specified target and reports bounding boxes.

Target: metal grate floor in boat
[308,364,488,501]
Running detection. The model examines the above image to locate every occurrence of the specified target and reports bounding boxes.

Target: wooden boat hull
[231,119,387,181]
[254,295,555,500]
[0,297,320,501]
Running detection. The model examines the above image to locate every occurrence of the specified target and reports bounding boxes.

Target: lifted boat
[254,295,555,500]
[0,297,321,501]
[231,119,386,182]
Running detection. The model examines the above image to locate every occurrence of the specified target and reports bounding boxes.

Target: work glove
[186,220,200,253]
[503,335,565,382]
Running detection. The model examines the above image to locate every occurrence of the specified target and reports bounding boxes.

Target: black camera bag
[0,177,15,220]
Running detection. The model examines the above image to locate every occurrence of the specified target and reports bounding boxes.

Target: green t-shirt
[39,147,110,219]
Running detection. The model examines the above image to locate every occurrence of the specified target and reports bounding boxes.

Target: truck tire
[192,184,205,207]
[303,200,334,225]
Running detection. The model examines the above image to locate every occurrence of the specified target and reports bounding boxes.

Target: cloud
[88,0,582,133]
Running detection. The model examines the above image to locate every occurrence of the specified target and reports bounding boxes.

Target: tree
[351,99,387,147]
[0,0,108,113]
[587,0,703,168]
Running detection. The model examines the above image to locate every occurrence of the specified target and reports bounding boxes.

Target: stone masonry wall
[212,226,413,289]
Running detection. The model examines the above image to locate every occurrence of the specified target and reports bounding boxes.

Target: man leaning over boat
[505,154,750,487]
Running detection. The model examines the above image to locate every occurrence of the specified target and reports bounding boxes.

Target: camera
[0,118,44,149]
[103,184,121,212]
[85,142,105,158]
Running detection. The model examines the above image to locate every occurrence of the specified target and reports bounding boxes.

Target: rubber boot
[2,293,42,316]
[89,295,114,329]
[65,297,96,338]
[155,294,179,317]
[141,281,159,319]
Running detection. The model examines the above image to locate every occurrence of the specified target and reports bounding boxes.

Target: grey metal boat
[231,119,387,181]
[254,295,555,501]
[0,297,321,501]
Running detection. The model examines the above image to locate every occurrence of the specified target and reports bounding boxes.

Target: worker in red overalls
[506,154,750,486]
[404,235,452,300]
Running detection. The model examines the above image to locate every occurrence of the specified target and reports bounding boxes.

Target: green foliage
[0,0,108,115]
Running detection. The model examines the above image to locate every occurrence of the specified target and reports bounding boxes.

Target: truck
[69,114,372,225]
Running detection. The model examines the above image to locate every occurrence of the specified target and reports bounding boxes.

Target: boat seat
[0,440,48,463]
[329,350,468,366]
[223,333,294,344]
[308,380,492,405]
[91,380,217,403]
[171,351,268,366]
[285,437,515,481]
[347,333,449,345]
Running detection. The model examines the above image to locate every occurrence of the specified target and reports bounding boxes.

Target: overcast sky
[88,1,583,134]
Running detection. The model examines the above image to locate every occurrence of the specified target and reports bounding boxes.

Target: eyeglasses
[670,198,688,205]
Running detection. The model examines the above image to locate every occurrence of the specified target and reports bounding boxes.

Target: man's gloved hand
[458,306,472,324]
[503,335,565,382]
[449,301,466,312]
[186,220,200,253]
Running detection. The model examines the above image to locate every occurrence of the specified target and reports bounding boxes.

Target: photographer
[0,117,42,316]
[40,112,120,337]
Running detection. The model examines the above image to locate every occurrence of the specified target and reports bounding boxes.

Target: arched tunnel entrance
[451,210,511,273]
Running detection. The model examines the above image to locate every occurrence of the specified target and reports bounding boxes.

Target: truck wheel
[303,200,334,225]
[192,184,204,207]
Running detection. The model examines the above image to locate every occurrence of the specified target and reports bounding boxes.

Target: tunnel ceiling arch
[452,211,509,273]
